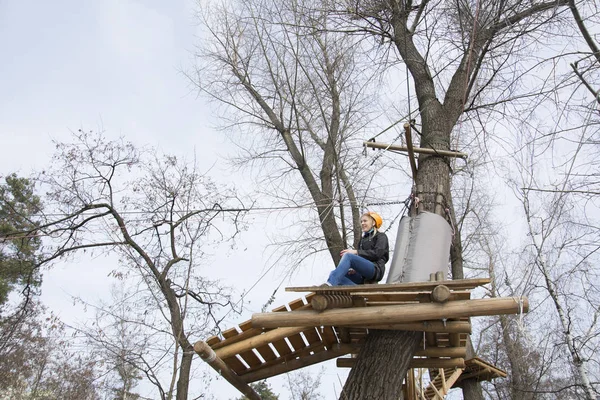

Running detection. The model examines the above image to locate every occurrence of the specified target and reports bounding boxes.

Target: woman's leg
[328,254,375,285]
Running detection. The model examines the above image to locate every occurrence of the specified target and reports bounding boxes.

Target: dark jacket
[357,230,389,282]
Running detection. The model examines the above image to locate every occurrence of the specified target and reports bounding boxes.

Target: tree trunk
[340,330,420,399]
[176,347,194,400]
[460,339,485,400]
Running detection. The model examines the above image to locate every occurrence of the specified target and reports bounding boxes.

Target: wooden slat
[238,321,277,362]
[302,327,323,348]
[286,278,491,293]
[269,305,295,357]
[287,299,309,352]
[242,340,329,378]
[206,335,221,346]
[223,355,249,375]
[223,328,262,368]
[242,343,357,383]
[208,322,265,351]
[425,331,437,347]
[320,326,338,347]
[212,328,264,350]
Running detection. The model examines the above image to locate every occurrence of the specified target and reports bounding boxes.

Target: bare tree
[193,0,600,398]
[192,0,395,272]
[568,0,600,105]
[285,368,324,400]
[25,131,246,400]
[0,301,100,400]
[505,127,600,399]
[327,1,578,398]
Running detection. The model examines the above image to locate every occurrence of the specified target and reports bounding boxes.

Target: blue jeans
[327,253,376,286]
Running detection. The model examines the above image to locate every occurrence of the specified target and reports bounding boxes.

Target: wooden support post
[425,331,437,348]
[215,326,306,360]
[252,297,529,329]
[406,369,415,400]
[338,327,351,344]
[194,341,261,400]
[449,331,461,348]
[435,271,445,282]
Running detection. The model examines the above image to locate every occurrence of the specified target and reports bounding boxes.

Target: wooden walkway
[198,277,521,390]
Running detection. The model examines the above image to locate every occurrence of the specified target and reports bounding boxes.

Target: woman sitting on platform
[325,212,389,286]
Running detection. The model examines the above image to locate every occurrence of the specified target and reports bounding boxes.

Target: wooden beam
[337,357,466,369]
[241,344,358,383]
[431,285,451,303]
[215,326,306,360]
[252,297,528,329]
[361,320,471,333]
[286,278,490,293]
[194,341,261,400]
[363,141,468,159]
[413,347,467,358]
[350,290,471,303]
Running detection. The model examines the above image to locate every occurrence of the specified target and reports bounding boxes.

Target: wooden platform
[458,357,507,383]
[200,278,505,383]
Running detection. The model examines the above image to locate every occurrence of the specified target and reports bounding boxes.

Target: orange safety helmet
[367,212,383,229]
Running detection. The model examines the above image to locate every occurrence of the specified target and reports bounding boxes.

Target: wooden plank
[287,299,309,352]
[269,304,298,357]
[223,355,248,375]
[216,327,305,360]
[206,335,221,346]
[302,327,322,347]
[242,340,330,378]
[223,327,262,368]
[286,278,491,293]
[238,321,277,362]
[271,337,293,358]
[320,326,338,347]
[242,343,358,383]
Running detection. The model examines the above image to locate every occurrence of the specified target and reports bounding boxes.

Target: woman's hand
[340,249,358,256]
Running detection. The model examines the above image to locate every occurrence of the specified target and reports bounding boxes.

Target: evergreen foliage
[0,174,42,307]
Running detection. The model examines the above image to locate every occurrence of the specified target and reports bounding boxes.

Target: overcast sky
[0,1,353,398]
